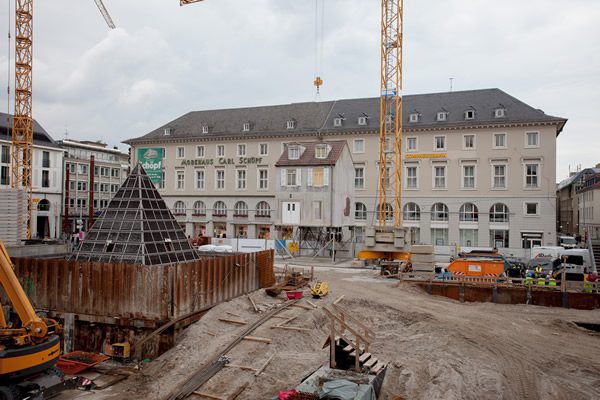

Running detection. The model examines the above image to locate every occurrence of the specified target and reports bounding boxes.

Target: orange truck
[447,257,506,277]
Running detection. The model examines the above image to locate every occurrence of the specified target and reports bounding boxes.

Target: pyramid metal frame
[72,164,200,266]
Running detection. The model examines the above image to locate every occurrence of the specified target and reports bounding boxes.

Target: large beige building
[126,88,566,255]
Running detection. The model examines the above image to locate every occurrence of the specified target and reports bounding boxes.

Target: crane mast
[378,0,403,229]
[12,0,34,240]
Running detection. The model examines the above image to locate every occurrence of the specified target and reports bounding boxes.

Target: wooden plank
[218,318,247,325]
[226,311,242,318]
[359,352,372,363]
[229,382,249,400]
[192,391,226,400]
[224,364,258,372]
[270,325,309,332]
[254,354,275,376]
[371,361,386,374]
[242,336,272,344]
[247,294,258,313]
[333,295,345,305]
[291,303,312,311]
[276,315,298,327]
[306,300,317,308]
[363,357,378,368]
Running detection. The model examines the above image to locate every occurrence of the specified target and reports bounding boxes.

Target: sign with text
[138,148,164,185]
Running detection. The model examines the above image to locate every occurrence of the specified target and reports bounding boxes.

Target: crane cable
[5,0,11,142]
[313,0,324,96]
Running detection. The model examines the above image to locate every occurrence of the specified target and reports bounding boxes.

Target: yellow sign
[32,198,41,203]
[405,153,447,159]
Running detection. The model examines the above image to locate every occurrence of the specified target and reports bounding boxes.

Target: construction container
[447,258,505,277]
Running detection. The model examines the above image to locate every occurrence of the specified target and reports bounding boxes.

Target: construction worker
[524,273,534,286]
[583,268,593,293]
[534,264,543,278]
[548,275,557,287]
[537,275,546,285]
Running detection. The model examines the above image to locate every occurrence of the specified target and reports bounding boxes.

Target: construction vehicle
[0,241,64,399]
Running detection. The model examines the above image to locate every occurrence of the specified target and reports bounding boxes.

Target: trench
[574,322,600,333]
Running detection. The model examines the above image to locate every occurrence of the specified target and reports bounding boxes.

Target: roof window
[164,128,171,136]
[242,122,251,132]
[201,126,209,134]
[333,117,343,127]
[409,113,420,123]
[358,116,368,126]
[437,111,448,121]
[288,145,301,160]
[287,120,296,130]
[464,110,475,120]
[315,144,329,159]
[494,108,506,118]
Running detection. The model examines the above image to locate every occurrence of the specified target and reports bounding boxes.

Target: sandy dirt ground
[55,265,600,400]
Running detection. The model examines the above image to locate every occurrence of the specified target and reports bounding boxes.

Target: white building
[125,89,566,256]
[0,113,64,241]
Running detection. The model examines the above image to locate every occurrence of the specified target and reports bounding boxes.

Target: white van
[531,246,564,260]
[559,236,577,249]
[561,249,593,272]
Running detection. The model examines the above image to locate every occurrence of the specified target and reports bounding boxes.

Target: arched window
[37,199,50,212]
[173,201,186,216]
[403,203,420,221]
[377,203,394,221]
[490,203,509,223]
[355,202,367,220]
[256,201,271,217]
[234,201,248,217]
[193,200,206,216]
[460,203,479,222]
[431,203,448,221]
[213,201,227,217]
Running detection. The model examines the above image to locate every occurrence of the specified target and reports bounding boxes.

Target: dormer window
[164,128,171,136]
[333,117,343,127]
[494,108,506,118]
[409,113,420,123]
[464,110,475,120]
[288,145,300,160]
[287,120,296,130]
[358,116,368,126]
[437,112,448,121]
[242,122,251,132]
[201,126,209,134]
[315,144,328,159]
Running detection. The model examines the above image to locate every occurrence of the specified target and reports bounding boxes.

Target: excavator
[0,241,63,400]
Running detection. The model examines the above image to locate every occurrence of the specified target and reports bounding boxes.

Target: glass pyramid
[72,164,200,266]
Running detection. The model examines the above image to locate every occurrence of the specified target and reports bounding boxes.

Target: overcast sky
[0,0,598,182]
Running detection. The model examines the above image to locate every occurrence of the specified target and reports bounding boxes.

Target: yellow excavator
[0,241,63,399]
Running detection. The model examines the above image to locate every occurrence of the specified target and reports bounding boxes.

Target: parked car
[559,236,578,249]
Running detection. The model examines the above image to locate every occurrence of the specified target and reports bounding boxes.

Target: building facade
[557,165,600,241]
[125,89,566,254]
[58,140,129,235]
[0,113,64,240]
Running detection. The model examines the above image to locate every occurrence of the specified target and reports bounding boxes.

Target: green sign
[138,148,164,185]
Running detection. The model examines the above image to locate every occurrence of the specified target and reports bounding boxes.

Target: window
[216,169,225,189]
[525,202,538,216]
[525,163,539,188]
[459,203,479,222]
[201,126,209,134]
[526,132,539,147]
[176,170,185,190]
[434,165,446,189]
[286,169,297,186]
[437,112,447,121]
[193,200,206,216]
[164,128,171,136]
[333,117,343,127]
[403,203,420,221]
[406,137,417,152]
[431,228,449,245]
[406,166,418,189]
[217,145,225,157]
[313,201,322,220]
[234,201,248,217]
[287,120,296,130]
[493,165,506,188]
[1,145,9,163]
[355,203,367,220]
[173,201,186,215]
[259,143,268,156]
[409,113,419,123]
[79,164,88,174]
[288,146,300,160]
[315,145,328,159]
[77,199,87,209]
[431,203,449,222]
[377,203,394,221]
[237,144,246,156]
[42,151,50,168]
[495,108,506,118]
[462,165,475,188]
[258,169,268,190]
[354,139,365,153]
[354,167,364,189]
[313,167,324,187]
[196,145,205,158]
[111,168,119,178]
[434,136,446,151]
[490,203,509,223]
[243,122,250,132]
[494,133,506,148]
[463,135,475,149]
[256,201,271,217]
[77,181,87,191]
[464,110,475,120]
[460,229,478,247]
[159,170,166,189]
[490,230,509,248]
[176,147,185,159]
[358,116,368,126]
[1,166,9,185]
[41,170,50,188]
[237,169,247,190]
[213,201,227,216]
[195,170,205,190]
